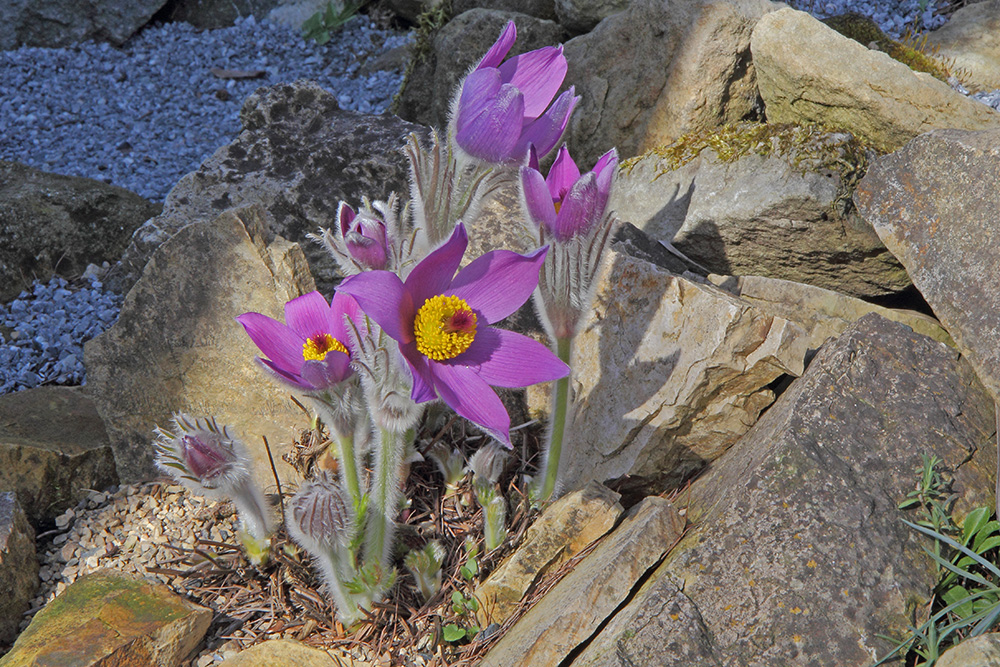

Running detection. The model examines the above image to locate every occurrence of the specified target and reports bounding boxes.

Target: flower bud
[339,202,389,271]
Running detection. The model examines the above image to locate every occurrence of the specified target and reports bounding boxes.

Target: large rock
[854,128,1000,401]
[927,0,1000,92]
[554,0,627,33]
[0,161,160,302]
[84,205,316,486]
[453,0,557,22]
[0,386,118,525]
[612,123,910,299]
[936,633,1000,667]
[572,314,997,666]
[160,0,280,28]
[0,0,168,49]
[751,8,1000,153]
[0,569,211,666]
[111,81,426,296]
[561,0,776,167]
[0,494,37,645]
[220,638,343,666]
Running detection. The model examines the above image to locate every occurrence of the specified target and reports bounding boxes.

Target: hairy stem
[539,336,573,502]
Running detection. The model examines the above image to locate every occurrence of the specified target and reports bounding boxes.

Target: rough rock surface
[936,633,1000,667]
[219,638,343,666]
[453,0,557,21]
[84,205,316,486]
[0,494,37,645]
[160,0,280,29]
[0,161,161,301]
[0,569,212,667]
[0,0,168,49]
[751,8,1000,153]
[561,0,775,167]
[0,386,118,525]
[612,128,910,299]
[927,0,1000,92]
[573,314,996,666]
[554,0,628,33]
[482,497,683,667]
[854,128,1000,401]
[111,81,425,296]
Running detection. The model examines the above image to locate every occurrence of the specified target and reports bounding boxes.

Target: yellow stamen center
[554,200,562,214]
[303,333,348,361]
[414,294,478,361]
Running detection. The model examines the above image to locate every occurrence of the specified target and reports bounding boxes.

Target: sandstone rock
[220,638,343,666]
[0,494,37,645]
[612,123,910,299]
[481,496,683,667]
[475,481,623,625]
[751,8,1000,153]
[561,0,775,167]
[111,81,425,296]
[0,569,211,666]
[554,0,627,33]
[574,314,996,666]
[0,0,168,49]
[561,236,810,495]
[0,386,118,525]
[854,128,1000,402]
[936,633,1000,667]
[161,0,280,29]
[0,161,160,302]
[84,205,316,486]
[927,0,1000,92]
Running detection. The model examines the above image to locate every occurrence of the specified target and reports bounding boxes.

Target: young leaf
[443,624,467,642]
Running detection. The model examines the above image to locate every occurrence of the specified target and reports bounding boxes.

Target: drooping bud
[468,441,508,486]
[154,414,247,493]
[287,471,353,552]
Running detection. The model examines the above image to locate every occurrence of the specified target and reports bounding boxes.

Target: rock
[612,123,910,299]
[561,0,775,167]
[84,205,316,486]
[0,386,118,526]
[475,481,623,625]
[854,128,1000,402]
[219,638,343,666]
[554,0,627,33]
[0,494,37,645]
[267,0,336,29]
[481,496,684,667]
[750,8,1000,153]
[161,0,280,29]
[110,81,426,296]
[0,161,160,302]
[0,0,168,49]
[936,633,1000,667]
[0,569,211,666]
[560,233,810,496]
[382,0,446,24]
[453,0,556,22]
[573,314,996,666]
[927,0,1000,92]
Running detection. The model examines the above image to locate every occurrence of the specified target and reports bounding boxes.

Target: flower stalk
[536,336,573,502]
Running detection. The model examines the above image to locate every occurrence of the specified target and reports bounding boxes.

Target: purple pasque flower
[451,20,579,164]
[338,201,389,271]
[237,291,363,392]
[336,223,570,446]
[521,144,618,242]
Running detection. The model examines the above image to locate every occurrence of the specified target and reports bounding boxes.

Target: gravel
[787,0,949,36]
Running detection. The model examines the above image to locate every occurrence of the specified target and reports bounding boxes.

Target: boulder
[84,205,316,486]
[0,0,168,49]
[927,0,1000,92]
[0,569,211,666]
[612,123,910,299]
[481,497,684,667]
[854,128,1000,401]
[0,386,118,526]
[220,638,343,666]
[0,161,160,302]
[561,0,776,167]
[110,81,426,296]
[751,8,1000,153]
[554,0,627,33]
[161,0,280,29]
[572,314,997,666]
[0,494,37,645]
[936,633,1000,667]
[453,0,557,22]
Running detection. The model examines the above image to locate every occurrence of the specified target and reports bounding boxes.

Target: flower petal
[338,201,355,238]
[285,291,334,339]
[553,171,599,241]
[456,68,503,131]
[477,20,516,70]
[450,327,570,388]
[497,45,567,120]
[455,83,525,163]
[430,362,512,446]
[336,271,413,343]
[448,246,547,324]
[300,353,352,389]
[520,165,557,231]
[328,291,364,344]
[400,341,438,403]
[515,87,579,160]
[237,311,305,373]
[546,145,581,201]
[257,357,314,391]
[404,223,468,307]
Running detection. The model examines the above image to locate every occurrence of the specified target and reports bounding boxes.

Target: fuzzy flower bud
[339,202,390,271]
[287,471,353,552]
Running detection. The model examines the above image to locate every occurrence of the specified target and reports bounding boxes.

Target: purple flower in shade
[451,20,579,164]
[338,202,389,271]
[521,144,619,242]
[236,291,363,392]
[336,223,570,446]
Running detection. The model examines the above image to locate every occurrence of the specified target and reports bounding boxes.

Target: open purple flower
[336,223,570,446]
[451,20,579,164]
[338,202,389,271]
[237,291,363,392]
[521,145,618,242]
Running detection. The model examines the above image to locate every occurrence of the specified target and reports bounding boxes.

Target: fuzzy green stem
[335,432,362,508]
[539,336,573,502]
[365,426,402,569]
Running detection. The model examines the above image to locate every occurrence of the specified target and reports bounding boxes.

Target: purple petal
[328,291,364,344]
[336,271,414,343]
[455,83,525,163]
[404,223,468,307]
[448,246,547,324]
[285,291,334,339]
[497,45,567,120]
[520,166,557,231]
[257,357,314,391]
[546,145,581,201]
[338,201,355,238]
[477,20,516,70]
[515,87,579,160]
[300,354,352,389]
[553,172,600,241]
[237,311,305,373]
[456,68,503,131]
[400,342,438,403]
[430,362,512,446]
[450,327,570,387]
[592,148,618,180]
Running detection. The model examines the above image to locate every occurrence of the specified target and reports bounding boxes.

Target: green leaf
[906,520,1000,580]
[942,584,974,618]
[443,624,467,642]
[962,507,991,543]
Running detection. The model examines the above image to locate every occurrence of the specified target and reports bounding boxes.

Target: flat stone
[0,493,37,644]
[936,633,1000,667]
[0,569,211,667]
[219,638,343,666]
[926,0,1000,92]
[0,0,168,49]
